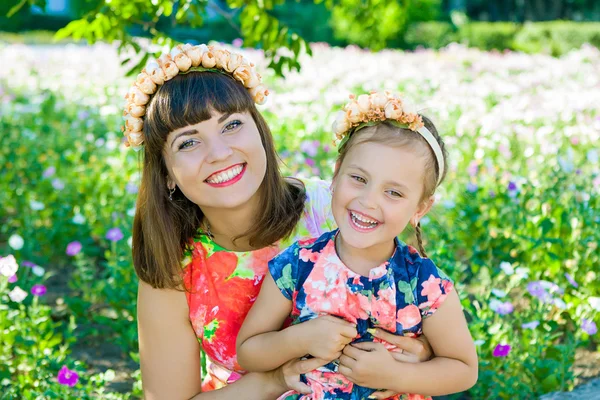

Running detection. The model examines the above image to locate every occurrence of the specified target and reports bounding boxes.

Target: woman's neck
[335,232,395,276]
[201,194,261,252]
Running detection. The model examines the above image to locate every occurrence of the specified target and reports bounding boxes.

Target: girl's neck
[200,193,261,252]
[335,232,396,277]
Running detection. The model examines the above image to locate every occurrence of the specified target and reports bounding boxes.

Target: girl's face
[163,111,267,210]
[331,140,433,252]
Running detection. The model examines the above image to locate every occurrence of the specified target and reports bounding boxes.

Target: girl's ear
[411,196,435,226]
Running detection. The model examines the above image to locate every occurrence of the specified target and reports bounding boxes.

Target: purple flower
[31,284,47,296]
[522,321,540,330]
[52,178,65,191]
[323,144,331,153]
[21,261,36,268]
[507,181,517,191]
[565,273,578,288]
[582,319,597,335]
[489,190,496,198]
[496,302,514,315]
[42,166,56,178]
[466,182,478,193]
[467,161,478,177]
[493,344,511,357]
[306,158,315,167]
[66,241,82,256]
[106,228,124,242]
[77,110,90,120]
[232,38,243,47]
[57,365,79,387]
[300,140,319,157]
[125,182,139,194]
[8,274,17,283]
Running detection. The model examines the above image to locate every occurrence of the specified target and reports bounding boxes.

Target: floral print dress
[181,178,335,391]
[269,229,454,400]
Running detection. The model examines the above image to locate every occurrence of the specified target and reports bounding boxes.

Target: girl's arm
[236,272,357,372]
[138,281,286,399]
[339,289,477,396]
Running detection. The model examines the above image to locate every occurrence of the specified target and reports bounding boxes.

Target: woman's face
[163,110,267,210]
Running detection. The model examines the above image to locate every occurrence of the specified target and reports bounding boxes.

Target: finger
[337,364,355,381]
[296,357,329,374]
[368,390,398,399]
[339,325,359,339]
[287,381,313,395]
[351,342,380,352]
[338,354,357,368]
[342,344,363,358]
[390,351,420,364]
[373,329,424,355]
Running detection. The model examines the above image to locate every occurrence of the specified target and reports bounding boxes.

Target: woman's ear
[166,177,176,191]
[411,196,435,226]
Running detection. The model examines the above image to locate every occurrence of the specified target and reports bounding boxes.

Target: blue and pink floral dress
[269,229,454,400]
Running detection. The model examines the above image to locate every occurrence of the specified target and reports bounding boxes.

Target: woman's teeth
[350,211,378,229]
[206,164,243,184]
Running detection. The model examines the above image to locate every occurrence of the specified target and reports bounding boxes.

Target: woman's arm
[137,281,286,399]
[236,272,357,372]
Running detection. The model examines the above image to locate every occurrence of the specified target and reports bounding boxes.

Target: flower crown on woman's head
[122,43,269,150]
[332,91,445,185]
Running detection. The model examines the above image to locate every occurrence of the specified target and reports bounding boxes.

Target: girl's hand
[273,356,330,394]
[372,328,433,363]
[338,342,397,389]
[298,315,357,362]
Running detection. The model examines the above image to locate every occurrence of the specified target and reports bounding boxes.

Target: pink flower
[31,284,47,296]
[396,304,421,329]
[66,241,82,256]
[421,275,442,302]
[8,274,17,283]
[57,365,79,387]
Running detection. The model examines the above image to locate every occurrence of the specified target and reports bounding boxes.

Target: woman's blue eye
[224,120,243,132]
[350,175,366,184]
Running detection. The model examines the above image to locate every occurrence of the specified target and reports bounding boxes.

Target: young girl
[237,92,478,399]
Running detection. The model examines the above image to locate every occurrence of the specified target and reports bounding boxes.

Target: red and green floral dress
[269,229,454,400]
[181,178,335,391]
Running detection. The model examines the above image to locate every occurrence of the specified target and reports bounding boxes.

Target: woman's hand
[372,329,433,363]
[297,315,357,362]
[272,356,330,395]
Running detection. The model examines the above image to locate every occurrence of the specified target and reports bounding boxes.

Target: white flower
[515,267,530,280]
[32,266,45,277]
[499,261,514,275]
[73,214,86,225]
[553,298,567,310]
[127,207,136,217]
[491,288,507,298]
[8,286,27,303]
[474,339,485,346]
[489,299,503,312]
[30,199,45,210]
[8,234,24,250]
[588,297,600,311]
[127,236,133,248]
[0,255,19,277]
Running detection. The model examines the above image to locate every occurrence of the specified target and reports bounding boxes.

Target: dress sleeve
[302,177,336,234]
[268,241,301,301]
[416,258,454,319]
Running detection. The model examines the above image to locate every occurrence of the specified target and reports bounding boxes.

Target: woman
[128,44,433,399]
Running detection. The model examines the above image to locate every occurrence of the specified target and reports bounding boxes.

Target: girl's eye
[350,175,366,184]
[224,120,243,132]
[178,139,198,150]
[387,190,403,198]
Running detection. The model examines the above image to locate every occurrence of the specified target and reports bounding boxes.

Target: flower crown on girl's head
[332,91,445,185]
[122,43,269,150]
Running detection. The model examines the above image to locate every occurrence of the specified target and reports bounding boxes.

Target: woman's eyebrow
[170,129,198,149]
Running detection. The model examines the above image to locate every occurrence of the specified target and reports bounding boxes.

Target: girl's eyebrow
[170,129,198,149]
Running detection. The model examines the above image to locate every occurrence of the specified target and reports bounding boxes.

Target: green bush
[513,22,600,56]
[458,22,520,51]
[404,21,456,49]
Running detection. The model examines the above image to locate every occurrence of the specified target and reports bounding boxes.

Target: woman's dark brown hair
[132,72,306,289]
[333,117,448,257]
